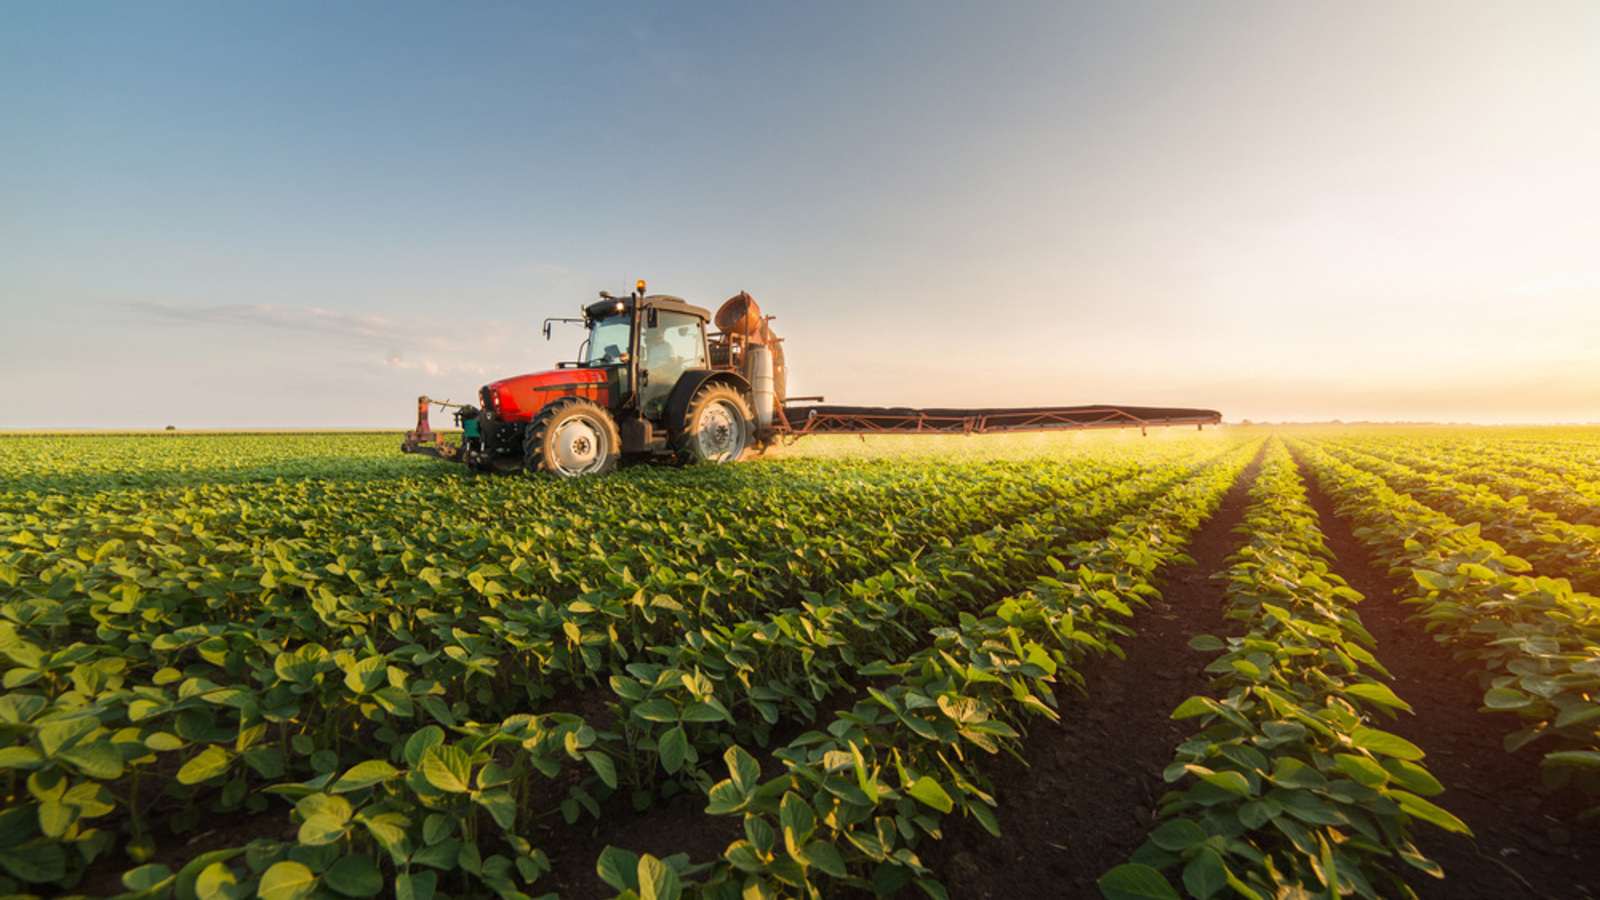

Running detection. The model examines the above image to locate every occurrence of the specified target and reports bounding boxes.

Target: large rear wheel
[674,383,755,464]
[523,398,621,477]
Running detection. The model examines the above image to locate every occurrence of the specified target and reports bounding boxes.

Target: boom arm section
[778,404,1222,437]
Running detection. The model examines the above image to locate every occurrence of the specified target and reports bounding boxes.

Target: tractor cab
[577,288,714,424]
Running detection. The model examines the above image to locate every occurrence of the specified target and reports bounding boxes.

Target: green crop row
[596,446,1238,788]
[1102,439,1464,900]
[1311,441,1600,595]
[0,432,1244,898]
[1292,439,1600,817]
[589,442,1258,900]
[1326,434,1600,529]
[0,433,422,492]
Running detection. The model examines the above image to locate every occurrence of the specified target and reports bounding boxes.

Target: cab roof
[584,294,711,323]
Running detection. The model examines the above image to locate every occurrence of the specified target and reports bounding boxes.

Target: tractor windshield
[585,314,632,366]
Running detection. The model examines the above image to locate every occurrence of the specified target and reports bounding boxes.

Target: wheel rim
[694,400,747,462]
[552,415,609,475]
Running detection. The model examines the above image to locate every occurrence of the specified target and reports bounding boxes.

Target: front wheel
[523,398,621,477]
[674,383,755,464]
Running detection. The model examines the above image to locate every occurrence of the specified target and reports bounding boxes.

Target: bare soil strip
[1296,457,1600,900]
[919,454,1263,899]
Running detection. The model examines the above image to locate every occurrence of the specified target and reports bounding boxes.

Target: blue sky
[3,1,1598,428]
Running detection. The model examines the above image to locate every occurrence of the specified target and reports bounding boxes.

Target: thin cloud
[383,352,491,379]
[130,301,508,353]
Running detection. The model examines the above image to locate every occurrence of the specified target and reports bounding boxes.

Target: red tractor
[403,281,785,476]
[403,280,1222,477]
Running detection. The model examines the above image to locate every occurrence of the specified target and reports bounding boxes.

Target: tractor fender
[665,370,751,433]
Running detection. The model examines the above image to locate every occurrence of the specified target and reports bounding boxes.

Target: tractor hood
[481,368,613,423]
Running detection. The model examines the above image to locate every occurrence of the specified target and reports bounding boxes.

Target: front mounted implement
[402,396,474,462]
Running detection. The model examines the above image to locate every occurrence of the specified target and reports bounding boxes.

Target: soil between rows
[911,452,1264,898]
[1296,460,1600,900]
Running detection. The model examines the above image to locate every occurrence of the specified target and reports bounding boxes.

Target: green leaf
[1483,687,1532,709]
[1554,702,1600,729]
[372,686,414,717]
[1182,848,1229,900]
[39,799,77,837]
[420,745,472,793]
[175,849,244,900]
[474,789,518,830]
[1345,682,1412,712]
[610,676,647,702]
[1545,750,1600,770]
[478,760,514,789]
[1349,727,1424,761]
[1170,696,1217,720]
[1394,790,1471,835]
[0,841,67,883]
[906,776,954,813]
[1097,863,1180,900]
[1334,754,1389,788]
[195,861,249,900]
[638,853,682,900]
[970,800,1001,838]
[680,701,728,723]
[658,725,688,775]
[177,745,232,785]
[1272,789,1346,826]
[1149,820,1207,852]
[780,792,816,853]
[396,870,436,900]
[35,716,96,758]
[1380,758,1444,796]
[274,645,327,684]
[323,855,383,898]
[60,739,124,779]
[146,731,185,752]
[633,699,679,723]
[403,726,444,767]
[1412,569,1455,591]
[1186,765,1254,797]
[586,751,618,789]
[296,794,354,846]
[257,861,318,900]
[122,863,176,891]
[597,846,641,892]
[1237,798,1281,829]
[342,657,387,695]
[410,841,461,870]
[0,745,44,771]
[799,840,848,878]
[359,812,409,859]
[726,745,760,793]
[330,760,399,793]
[724,841,765,875]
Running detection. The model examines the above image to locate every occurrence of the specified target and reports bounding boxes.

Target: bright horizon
[4,2,1598,429]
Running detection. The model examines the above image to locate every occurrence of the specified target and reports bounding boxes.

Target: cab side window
[640,311,707,417]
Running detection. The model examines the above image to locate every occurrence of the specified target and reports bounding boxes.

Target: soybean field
[1,428,1597,900]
